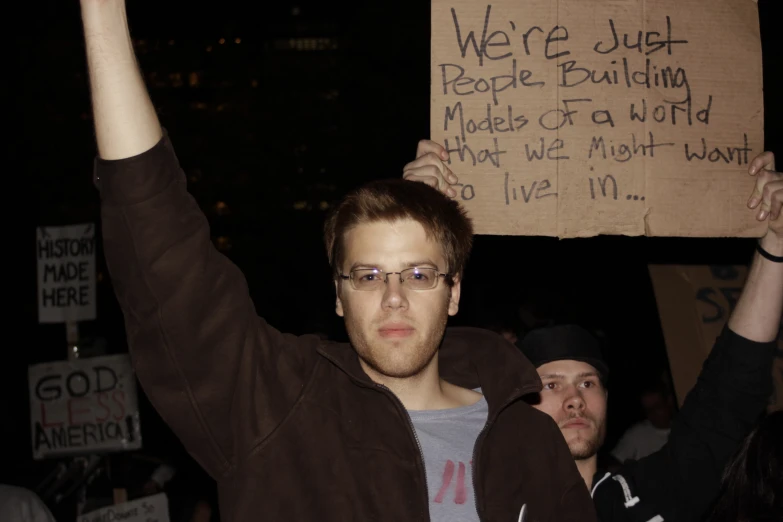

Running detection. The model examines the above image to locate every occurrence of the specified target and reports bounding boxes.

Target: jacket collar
[317,326,543,416]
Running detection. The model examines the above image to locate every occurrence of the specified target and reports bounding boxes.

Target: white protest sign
[78,493,169,522]
[29,354,142,460]
[37,223,97,323]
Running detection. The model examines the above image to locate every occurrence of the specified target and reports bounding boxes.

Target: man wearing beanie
[518,223,782,522]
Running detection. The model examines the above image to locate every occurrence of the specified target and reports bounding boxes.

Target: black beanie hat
[517,324,609,382]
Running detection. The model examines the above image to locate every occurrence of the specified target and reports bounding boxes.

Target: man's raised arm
[728,151,783,342]
[80,0,319,479]
[634,152,782,520]
[81,0,161,159]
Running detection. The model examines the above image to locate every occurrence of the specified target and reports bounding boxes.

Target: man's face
[335,218,461,380]
[532,360,607,460]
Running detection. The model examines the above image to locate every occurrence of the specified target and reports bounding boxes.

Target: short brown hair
[324,179,473,281]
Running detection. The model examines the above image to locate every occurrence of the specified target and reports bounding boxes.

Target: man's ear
[448,276,461,316]
[334,279,344,317]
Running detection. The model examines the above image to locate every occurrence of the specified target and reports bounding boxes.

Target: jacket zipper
[377,383,431,522]
[317,348,543,522]
[471,421,489,522]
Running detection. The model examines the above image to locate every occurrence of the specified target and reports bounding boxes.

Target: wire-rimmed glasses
[339,267,450,291]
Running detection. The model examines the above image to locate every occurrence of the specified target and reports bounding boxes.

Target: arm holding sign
[730,151,783,342]
[81,0,319,479]
[626,153,782,520]
[627,153,782,520]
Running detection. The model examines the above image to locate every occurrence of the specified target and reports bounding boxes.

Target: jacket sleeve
[96,131,320,479]
[630,325,777,519]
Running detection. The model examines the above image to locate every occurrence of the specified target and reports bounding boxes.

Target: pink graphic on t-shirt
[434,460,455,503]
[454,462,467,504]
[433,460,468,504]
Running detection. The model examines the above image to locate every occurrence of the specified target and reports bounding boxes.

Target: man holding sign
[407,140,782,522]
[80,1,595,521]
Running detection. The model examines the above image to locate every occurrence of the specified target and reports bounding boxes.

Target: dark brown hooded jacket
[95,132,597,522]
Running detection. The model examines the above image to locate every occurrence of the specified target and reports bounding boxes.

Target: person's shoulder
[0,484,55,521]
[443,325,508,345]
[0,484,41,502]
[626,420,653,434]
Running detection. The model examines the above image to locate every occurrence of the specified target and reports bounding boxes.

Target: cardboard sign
[649,265,783,412]
[78,493,169,522]
[29,354,142,460]
[37,223,97,323]
[431,0,764,237]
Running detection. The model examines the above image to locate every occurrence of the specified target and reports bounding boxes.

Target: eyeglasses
[339,267,450,291]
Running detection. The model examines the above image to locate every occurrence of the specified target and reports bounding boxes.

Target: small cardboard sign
[78,493,169,522]
[431,0,764,237]
[649,264,783,412]
[29,354,142,459]
[37,223,97,323]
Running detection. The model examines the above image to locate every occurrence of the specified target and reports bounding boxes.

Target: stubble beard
[344,309,449,380]
[567,422,606,460]
[570,438,601,460]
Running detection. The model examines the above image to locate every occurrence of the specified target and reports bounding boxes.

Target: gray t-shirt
[408,393,489,522]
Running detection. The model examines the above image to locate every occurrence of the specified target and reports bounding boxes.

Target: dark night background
[11,0,783,519]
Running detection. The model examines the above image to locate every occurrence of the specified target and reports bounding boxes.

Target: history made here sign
[36,223,97,323]
[431,0,765,238]
[29,354,142,460]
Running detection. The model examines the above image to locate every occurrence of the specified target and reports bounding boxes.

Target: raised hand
[402,140,459,198]
[748,151,783,239]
